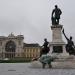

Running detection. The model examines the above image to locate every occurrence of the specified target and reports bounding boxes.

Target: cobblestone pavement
[0,63,75,75]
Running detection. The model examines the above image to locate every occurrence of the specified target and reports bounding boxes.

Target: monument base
[51,55,75,68]
[30,55,75,69]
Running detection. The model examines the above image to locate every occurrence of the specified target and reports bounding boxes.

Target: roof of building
[23,43,40,47]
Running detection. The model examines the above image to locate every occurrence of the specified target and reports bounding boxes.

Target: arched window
[5,40,16,58]
[5,40,16,52]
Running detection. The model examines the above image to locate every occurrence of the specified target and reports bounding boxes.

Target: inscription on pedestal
[53,46,63,53]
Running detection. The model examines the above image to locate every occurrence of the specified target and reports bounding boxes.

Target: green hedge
[0,58,32,63]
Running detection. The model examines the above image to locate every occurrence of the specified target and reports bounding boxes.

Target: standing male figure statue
[51,5,62,25]
[62,29,75,55]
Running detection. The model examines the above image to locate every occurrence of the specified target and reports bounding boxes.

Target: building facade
[23,43,41,59]
[0,33,24,59]
[0,34,41,59]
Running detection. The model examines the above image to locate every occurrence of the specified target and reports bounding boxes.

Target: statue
[40,38,50,57]
[51,5,62,25]
[62,29,75,55]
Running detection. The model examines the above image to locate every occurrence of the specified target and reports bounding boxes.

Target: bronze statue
[51,5,62,25]
[40,38,50,57]
[62,29,75,55]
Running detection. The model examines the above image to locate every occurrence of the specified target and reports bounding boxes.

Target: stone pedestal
[51,55,75,68]
[49,25,68,55]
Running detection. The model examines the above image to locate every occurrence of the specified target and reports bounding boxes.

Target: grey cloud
[0,0,75,45]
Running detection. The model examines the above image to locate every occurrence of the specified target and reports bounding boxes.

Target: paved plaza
[0,63,75,75]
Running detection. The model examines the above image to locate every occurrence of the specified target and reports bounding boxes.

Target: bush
[0,57,31,63]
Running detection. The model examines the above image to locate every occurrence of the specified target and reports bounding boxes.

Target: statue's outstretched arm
[62,29,69,41]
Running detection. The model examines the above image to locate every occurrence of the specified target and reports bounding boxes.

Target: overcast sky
[0,0,75,45]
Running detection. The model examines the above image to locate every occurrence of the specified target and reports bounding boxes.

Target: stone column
[51,25,63,42]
